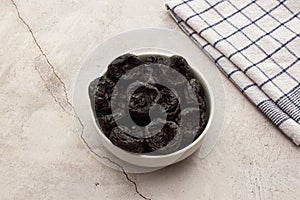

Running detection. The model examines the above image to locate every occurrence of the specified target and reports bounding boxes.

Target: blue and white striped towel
[166,0,300,145]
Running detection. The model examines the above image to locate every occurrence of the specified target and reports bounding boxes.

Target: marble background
[0,0,299,199]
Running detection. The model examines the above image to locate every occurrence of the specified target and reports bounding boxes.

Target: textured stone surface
[0,0,299,199]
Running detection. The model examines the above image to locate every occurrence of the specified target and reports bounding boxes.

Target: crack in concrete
[33,59,70,114]
[11,0,71,114]
[10,1,151,199]
[79,128,151,200]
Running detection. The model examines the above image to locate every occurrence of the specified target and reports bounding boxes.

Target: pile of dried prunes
[89,53,209,154]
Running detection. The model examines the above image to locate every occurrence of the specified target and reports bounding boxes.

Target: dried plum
[129,84,160,126]
[189,79,206,110]
[155,84,181,123]
[152,63,187,86]
[180,107,208,147]
[109,126,145,153]
[107,53,142,81]
[141,54,169,65]
[93,75,115,115]
[97,114,117,137]
[198,112,209,136]
[157,85,179,113]
[170,55,193,80]
[119,65,157,89]
[189,78,204,96]
[145,119,180,153]
[88,76,115,116]
[96,109,125,137]
[88,77,100,111]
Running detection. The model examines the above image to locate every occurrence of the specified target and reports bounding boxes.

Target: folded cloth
[166,0,300,145]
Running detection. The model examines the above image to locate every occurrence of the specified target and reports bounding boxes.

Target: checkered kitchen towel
[166,0,300,145]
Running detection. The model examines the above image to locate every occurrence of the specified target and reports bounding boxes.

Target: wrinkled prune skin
[109,126,145,153]
[97,114,117,137]
[155,84,181,123]
[107,54,142,81]
[121,66,155,84]
[141,55,169,65]
[145,119,180,153]
[180,107,208,147]
[189,78,204,96]
[170,55,193,80]
[88,77,100,111]
[189,78,207,111]
[96,109,125,137]
[89,53,209,154]
[129,84,160,126]
[152,63,187,86]
[95,76,115,115]
[198,111,209,135]
[181,108,201,131]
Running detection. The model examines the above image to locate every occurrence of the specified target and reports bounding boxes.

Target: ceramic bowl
[91,51,215,168]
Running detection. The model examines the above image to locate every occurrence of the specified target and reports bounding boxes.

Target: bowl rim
[90,51,215,160]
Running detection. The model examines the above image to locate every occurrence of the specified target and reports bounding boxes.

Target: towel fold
[166,0,300,145]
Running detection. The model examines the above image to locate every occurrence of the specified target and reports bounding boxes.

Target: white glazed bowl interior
[91,49,215,168]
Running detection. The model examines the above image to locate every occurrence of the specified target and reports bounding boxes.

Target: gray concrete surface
[0,0,299,199]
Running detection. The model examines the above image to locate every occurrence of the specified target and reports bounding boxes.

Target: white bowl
[91,52,215,168]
